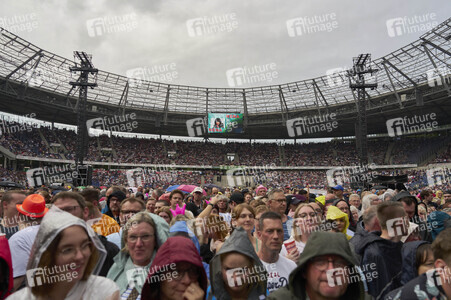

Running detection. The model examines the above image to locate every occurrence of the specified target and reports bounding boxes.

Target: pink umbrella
[178,185,207,195]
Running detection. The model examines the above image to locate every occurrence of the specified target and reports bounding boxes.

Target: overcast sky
[1,0,450,89]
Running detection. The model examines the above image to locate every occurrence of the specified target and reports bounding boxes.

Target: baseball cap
[291,194,307,205]
[192,187,204,194]
[331,185,344,191]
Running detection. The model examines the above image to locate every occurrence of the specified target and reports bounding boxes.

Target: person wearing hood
[267,231,365,300]
[141,236,208,300]
[384,228,451,300]
[326,206,352,240]
[207,227,267,300]
[350,206,381,264]
[7,206,119,299]
[379,241,433,299]
[0,236,13,300]
[52,192,120,277]
[428,210,451,241]
[105,191,126,226]
[169,220,210,281]
[354,202,406,299]
[333,199,356,234]
[106,211,169,298]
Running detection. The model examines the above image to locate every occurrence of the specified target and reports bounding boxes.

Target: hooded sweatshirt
[267,231,365,300]
[354,230,403,299]
[428,211,451,240]
[141,236,208,300]
[7,206,119,300]
[326,206,352,240]
[106,212,169,296]
[0,237,13,300]
[377,241,429,299]
[104,191,126,225]
[208,227,267,300]
[333,199,357,232]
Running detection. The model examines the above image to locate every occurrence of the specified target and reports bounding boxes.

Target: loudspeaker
[75,165,92,186]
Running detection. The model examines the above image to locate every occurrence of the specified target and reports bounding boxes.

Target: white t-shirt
[261,255,297,293]
[7,275,119,300]
[219,212,231,226]
[279,239,306,258]
[9,225,40,278]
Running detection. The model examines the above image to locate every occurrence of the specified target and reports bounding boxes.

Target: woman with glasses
[8,206,119,299]
[141,236,208,300]
[280,204,320,263]
[107,212,169,299]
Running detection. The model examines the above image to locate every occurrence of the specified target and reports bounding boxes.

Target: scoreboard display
[208,113,244,134]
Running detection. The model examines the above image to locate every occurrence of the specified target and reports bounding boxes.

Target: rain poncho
[7,206,119,300]
[326,206,352,240]
[208,227,267,300]
[267,231,365,300]
[106,212,169,296]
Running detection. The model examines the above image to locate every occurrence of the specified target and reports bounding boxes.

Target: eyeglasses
[173,268,199,281]
[128,234,154,243]
[60,206,80,213]
[121,210,142,215]
[310,257,348,271]
[59,241,92,257]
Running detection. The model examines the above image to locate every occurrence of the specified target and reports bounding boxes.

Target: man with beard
[104,190,126,225]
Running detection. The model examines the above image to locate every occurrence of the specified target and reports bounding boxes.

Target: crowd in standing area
[1,182,451,299]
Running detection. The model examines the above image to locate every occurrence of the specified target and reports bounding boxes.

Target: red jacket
[141,236,208,300]
[0,237,13,300]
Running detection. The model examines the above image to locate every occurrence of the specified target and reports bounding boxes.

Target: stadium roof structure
[0,18,449,139]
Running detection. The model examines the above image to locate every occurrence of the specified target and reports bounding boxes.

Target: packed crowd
[1,183,451,299]
[1,123,448,166]
[0,165,449,192]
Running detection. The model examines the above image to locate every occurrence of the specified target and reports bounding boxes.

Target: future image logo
[26,164,78,187]
[426,167,450,187]
[387,217,409,237]
[126,63,178,88]
[286,114,338,138]
[186,117,207,137]
[286,13,338,37]
[126,168,144,187]
[386,113,438,137]
[186,13,238,37]
[86,113,138,137]
[86,13,138,37]
[386,13,438,37]
[226,63,278,87]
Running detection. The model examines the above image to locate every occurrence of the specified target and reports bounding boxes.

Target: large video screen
[208,113,244,133]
